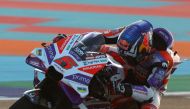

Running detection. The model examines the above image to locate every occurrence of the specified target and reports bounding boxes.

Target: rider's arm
[52,26,125,44]
[147,67,167,90]
[102,26,125,44]
[117,66,168,102]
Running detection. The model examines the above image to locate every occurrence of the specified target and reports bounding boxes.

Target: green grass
[167,75,190,92]
[0,81,33,88]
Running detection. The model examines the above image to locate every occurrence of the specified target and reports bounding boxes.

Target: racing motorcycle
[9,33,139,109]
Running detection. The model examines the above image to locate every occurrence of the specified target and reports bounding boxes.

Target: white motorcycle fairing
[26,34,108,98]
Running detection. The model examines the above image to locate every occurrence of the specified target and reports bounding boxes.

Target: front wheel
[9,96,48,109]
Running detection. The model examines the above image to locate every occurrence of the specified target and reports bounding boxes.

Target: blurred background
[0,0,190,108]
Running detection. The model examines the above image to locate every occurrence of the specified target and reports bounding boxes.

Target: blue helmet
[117,20,153,60]
[153,28,174,50]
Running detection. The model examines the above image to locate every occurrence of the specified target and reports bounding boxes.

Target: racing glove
[117,82,133,97]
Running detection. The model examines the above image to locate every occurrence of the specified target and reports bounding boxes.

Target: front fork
[24,89,52,108]
[31,69,88,109]
[33,68,44,88]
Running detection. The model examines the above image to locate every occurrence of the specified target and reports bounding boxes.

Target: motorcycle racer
[109,28,178,109]
[53,20,153,66]
[52,20,179,109]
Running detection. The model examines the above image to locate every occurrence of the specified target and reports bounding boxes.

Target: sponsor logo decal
[57,36,71,54]
[77,87,87,93]
[29,60,40,67]
[65,73,91,85]
[78,64,106,75]
[26,56,46,71]
[69,45,87,61]
[74,47,85,56]
[69,51,82,61]
[66,35,80,51]
[86,53,106,60]
[133,86,148,95]
[83,59,107,66]
[45,44,56,64]
[53,63,65,73]
[36,49,42,56]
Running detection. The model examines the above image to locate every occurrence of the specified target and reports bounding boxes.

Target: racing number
[55,56,78,69]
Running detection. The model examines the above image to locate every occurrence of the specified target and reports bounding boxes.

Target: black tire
[9,96,48,109]
[9,96,35,109]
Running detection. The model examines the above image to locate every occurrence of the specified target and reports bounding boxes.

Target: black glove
[117,82,133,97]
[101,65,116,79]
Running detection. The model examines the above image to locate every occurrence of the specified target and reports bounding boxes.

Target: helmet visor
[117,39,129,50]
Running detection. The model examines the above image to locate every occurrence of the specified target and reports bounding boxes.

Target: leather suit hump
[125,50,173,86]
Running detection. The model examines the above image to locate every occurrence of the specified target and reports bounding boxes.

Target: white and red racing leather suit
[98,27,177,109]
[53,27,179,109]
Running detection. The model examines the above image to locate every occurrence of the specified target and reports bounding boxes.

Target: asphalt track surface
[1,95,190,109]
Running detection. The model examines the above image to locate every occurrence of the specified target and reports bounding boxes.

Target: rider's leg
[140,89,161,109]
